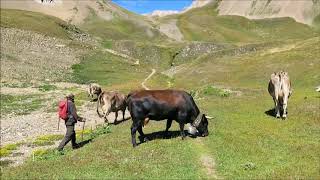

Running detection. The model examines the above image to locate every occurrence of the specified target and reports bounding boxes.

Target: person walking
[58,94,83,151]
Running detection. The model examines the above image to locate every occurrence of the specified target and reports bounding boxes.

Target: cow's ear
[202,114,208,123]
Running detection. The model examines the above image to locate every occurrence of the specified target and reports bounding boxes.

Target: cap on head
[66,93,75,100]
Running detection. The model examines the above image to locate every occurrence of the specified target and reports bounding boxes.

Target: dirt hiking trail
[141,69,156,90]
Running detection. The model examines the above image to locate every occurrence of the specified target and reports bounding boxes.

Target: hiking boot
[72,143,80,149]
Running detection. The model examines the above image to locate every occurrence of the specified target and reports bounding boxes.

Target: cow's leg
[282,96,288,119]
[177,112,187,139]
[274,97,280,118]
[179,123,186,140]
[114,111,118,124]
[137,125,148,143]
[104,109,111,125]
[104,117,109,124]
[177,111,188,139]
[122,109,125,120]
[131,122,138,147]
[165,119,173,137]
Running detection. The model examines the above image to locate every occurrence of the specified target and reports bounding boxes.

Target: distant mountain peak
[144,0,213,17]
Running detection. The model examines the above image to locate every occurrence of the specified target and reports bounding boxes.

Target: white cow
[268,71,292,119]
[88,83,102,100]
[96,91,126,124]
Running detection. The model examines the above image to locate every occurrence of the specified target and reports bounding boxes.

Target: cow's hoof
[133,144,137,148]
[139,136,148,143]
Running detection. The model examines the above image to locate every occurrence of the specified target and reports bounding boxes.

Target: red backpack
[58,100,68,120]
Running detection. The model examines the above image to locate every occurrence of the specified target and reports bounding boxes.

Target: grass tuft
[0,94,44,116]
[38,84,57,92]
[0,143,21,157]
[32,135,64,147]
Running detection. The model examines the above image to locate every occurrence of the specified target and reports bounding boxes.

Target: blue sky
[112,0,193,14]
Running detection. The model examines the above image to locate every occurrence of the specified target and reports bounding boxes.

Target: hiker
[58,94,84,151]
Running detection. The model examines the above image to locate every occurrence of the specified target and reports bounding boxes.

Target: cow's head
[191,114,209,137]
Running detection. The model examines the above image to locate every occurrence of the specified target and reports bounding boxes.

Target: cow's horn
[205,115,214,119]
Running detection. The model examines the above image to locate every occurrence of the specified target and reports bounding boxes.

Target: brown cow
[96,91,126,124]
[268,71,292,119]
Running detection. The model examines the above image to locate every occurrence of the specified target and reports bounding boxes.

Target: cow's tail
[96,92,104,118]
[125,91,134,112]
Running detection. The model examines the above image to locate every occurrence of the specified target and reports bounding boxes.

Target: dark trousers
[58,125,77,150]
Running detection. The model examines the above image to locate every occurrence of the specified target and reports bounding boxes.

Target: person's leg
[70,126,78,148]
[57,125,74,150]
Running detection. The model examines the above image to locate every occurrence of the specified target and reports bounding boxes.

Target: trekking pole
[57,117,60,130]
[81,120,86,141]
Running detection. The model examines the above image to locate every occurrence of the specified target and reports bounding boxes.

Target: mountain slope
[0,9,76,39]
[218,0,320,25]
[156,2,319,43]
[1,0,165,41]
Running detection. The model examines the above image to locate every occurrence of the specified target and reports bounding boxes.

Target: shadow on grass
[76,139,92,149]
[113,117,131,125]
[137,130,196,146]
[265,108,276,117]
[265,108,288,119]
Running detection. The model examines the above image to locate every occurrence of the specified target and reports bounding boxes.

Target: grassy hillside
[0,9,76,39]
[313,14,320,31]
[169,37,320,178]
[80,8,165,42]
[71,50,149,91]
[3,36,319,179]
[174,3,319,43]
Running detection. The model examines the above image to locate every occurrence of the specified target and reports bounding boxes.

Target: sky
[112,0,193,14]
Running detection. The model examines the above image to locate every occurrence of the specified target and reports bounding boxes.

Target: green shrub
[102,40,113,48]
[38,84,57,92]
[32,134,64,147]
[0,143,20,157]
[202,85,231,97]
[89,125,111,139]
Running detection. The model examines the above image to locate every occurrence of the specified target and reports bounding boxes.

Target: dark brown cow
[126,90,209,147]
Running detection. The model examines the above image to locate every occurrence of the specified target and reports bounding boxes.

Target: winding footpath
[141,69,156,90]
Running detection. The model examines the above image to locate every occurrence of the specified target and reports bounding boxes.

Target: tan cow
[96,91,126,124]
[268,71,292,119]
[88,83,102,100]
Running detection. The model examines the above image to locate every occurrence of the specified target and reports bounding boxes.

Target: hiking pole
[81,119,86,141]
[57,117,60,130]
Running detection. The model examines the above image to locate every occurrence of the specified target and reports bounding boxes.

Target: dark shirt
[65,100,78,126]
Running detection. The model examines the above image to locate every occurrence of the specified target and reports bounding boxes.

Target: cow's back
[127,90,199,121]
[279,72,291,96]
[268,73,280,96]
